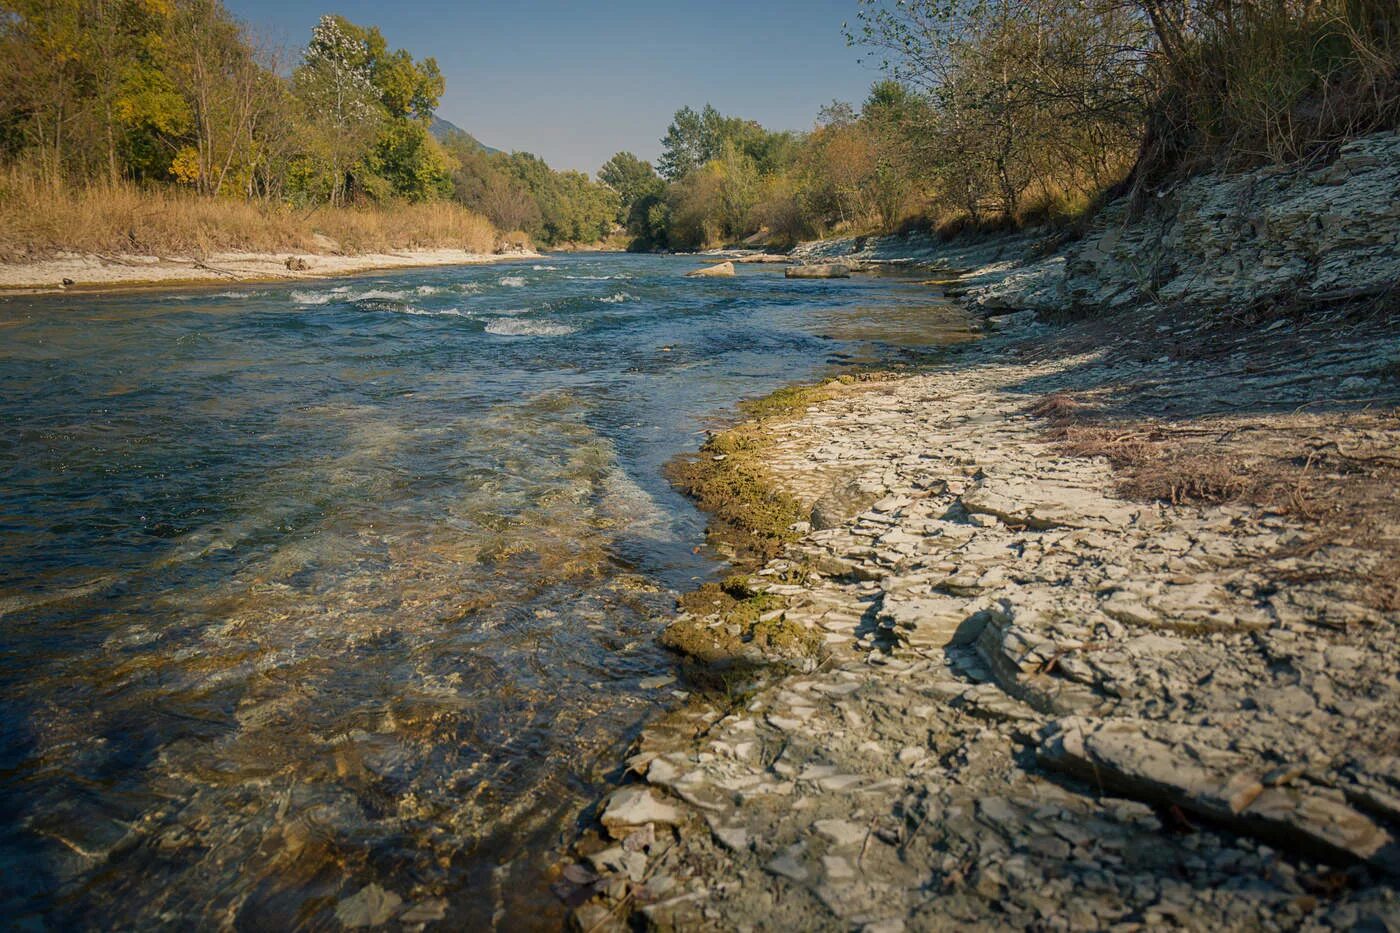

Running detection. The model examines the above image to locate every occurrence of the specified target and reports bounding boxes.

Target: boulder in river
[687,261,735,278]
[785,263,851,279]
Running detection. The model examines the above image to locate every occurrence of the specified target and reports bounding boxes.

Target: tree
[860,81,924,228]
[847,0,1146,220]
[598,151,663,224]
[292,14,379,205]
[802,121,876,229]
[365,119,452,201]
[817,100,857,128]
[538,170,618,243]
[0,0,96,185]
[165,0,277,197]
[656,105,708,180]
[87,0,189,183]
[656,104,775,181]
[478,174,540,233]
[665,164,724,249]
[712,142,760,237]
[290,14,449,204]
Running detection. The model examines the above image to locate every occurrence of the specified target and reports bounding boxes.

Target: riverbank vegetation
[3,0,1394,259]
[606,0,1399,251]
[0,168,498,261]
[0,0,616,257]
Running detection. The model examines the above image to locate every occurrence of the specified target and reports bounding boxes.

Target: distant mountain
[429,116,500,155]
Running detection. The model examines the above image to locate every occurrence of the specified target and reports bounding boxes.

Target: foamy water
[484,318,576,336]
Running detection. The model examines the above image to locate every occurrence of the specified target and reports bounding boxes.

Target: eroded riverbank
[563,292,1400,930]
[560,131,1400,930]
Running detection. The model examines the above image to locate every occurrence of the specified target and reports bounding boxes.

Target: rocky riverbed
[559,135,1400,931]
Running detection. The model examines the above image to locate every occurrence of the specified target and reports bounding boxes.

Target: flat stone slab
[601,785,684,831]
[962,477,1145,530]
[1039,717,1400,875]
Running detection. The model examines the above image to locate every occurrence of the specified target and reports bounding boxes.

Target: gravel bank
[558,134,1400,930]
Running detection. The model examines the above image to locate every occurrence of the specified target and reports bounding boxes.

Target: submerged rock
[785,263,851,279]
[600,785,683,831]
[334,884,402,928]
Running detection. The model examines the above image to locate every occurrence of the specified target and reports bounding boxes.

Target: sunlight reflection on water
[0,255,975,927]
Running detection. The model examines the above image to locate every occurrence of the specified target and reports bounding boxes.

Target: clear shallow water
[0,254,974,929]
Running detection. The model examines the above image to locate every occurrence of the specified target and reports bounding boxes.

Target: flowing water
[0,254,975,929]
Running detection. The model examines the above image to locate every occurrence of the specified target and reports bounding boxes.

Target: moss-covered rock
[661,581,821,666]
[663,376,869,568]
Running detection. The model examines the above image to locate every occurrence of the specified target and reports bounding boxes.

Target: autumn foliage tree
[0,0,622,246]
[848,0,1398,219]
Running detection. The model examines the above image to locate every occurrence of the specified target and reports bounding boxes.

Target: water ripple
[0,254,975,928]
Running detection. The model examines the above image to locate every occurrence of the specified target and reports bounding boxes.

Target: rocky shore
[560,135,1400,930]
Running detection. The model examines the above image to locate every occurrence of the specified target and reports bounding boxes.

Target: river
[0,253,973,929]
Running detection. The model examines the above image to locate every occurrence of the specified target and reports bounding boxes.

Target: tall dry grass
[0,170,498,263]
[307,201,496,255]
[1137,0,1400,188]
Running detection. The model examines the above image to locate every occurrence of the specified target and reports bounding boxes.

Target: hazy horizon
[224,0,881,174]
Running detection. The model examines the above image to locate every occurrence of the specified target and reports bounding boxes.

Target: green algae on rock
[663,376,871,570]
[662,576,823,669]
[659,378,882,669]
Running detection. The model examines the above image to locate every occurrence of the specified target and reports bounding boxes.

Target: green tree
[88,0,190,183]
[291,14,449,204]
[656,104,772,180]
[155,0,283,196]
[712,142,760,237]
[292,14,380,204]
[656,105,708,180]
[365,119,452,201]
[598,151,663,224]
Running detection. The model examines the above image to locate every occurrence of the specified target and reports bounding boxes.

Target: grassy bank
[0,173,502,263]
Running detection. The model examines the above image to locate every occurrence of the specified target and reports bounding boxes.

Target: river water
[0,254,973,929]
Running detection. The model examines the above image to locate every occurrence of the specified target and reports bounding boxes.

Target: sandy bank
[0,247,540,294]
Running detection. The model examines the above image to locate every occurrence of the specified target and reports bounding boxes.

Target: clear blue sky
[226,0,882,174]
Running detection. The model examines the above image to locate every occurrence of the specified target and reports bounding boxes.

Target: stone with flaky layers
[785,263,851,279]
